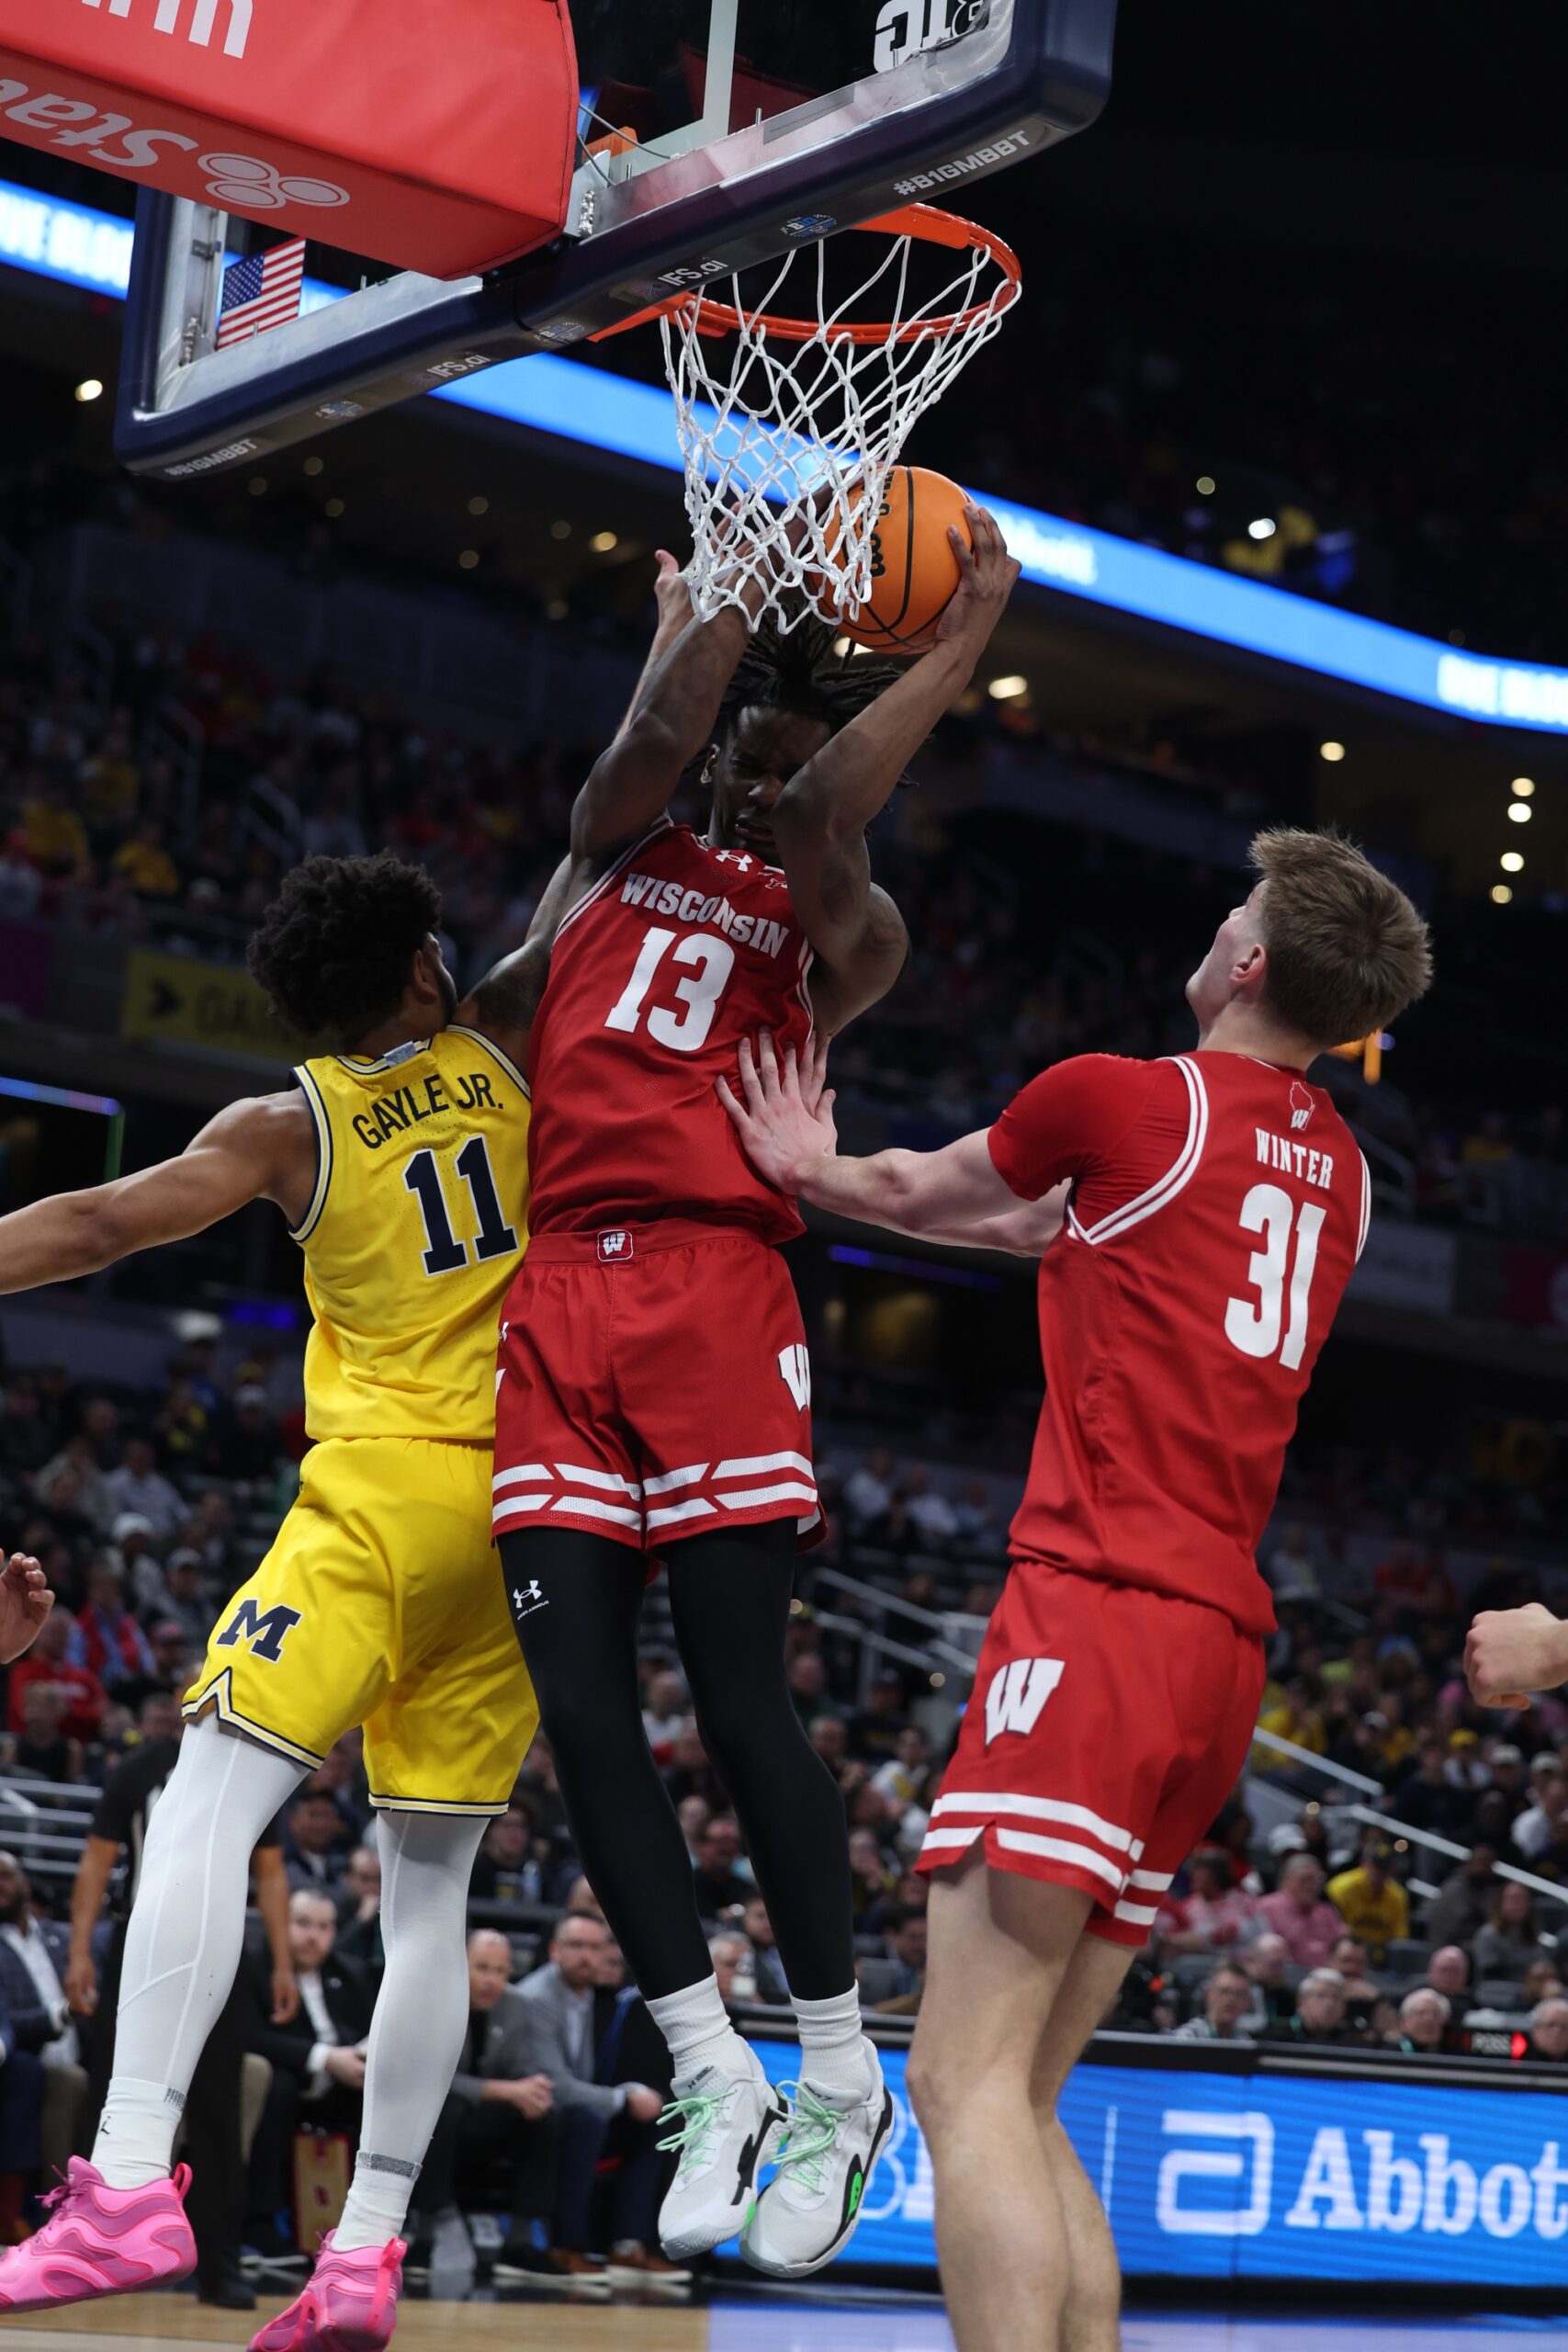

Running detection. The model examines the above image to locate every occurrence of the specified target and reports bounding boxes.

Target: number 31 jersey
[527,818,814,1242]
[290,1024,530,1444]
[989,1049,1370,1634]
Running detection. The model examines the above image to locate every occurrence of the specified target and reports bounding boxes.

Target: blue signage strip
[748,2040,1568,2284]
[7,168,1568,734]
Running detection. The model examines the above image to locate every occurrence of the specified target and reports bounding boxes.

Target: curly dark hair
[247,854,442,1047]
[719,616,903,741]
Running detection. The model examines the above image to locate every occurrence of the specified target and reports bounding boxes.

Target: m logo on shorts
[215,1598,303,1664]
[985,1657,1064,1745]
[778,1344,811,1411]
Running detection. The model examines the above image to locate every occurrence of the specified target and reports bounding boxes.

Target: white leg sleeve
[95,1716,305,2188]
[333,1808,490,2252]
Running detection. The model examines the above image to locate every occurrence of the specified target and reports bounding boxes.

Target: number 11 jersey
[989,1048,1370,1634]
[527,818,814,1241]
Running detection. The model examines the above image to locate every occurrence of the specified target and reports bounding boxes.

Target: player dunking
[0,855,561,2348]
[492,513,1021,2274]
[722,828,1432,2346]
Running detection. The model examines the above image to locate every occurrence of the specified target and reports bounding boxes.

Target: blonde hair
[1250,827,1433,1048]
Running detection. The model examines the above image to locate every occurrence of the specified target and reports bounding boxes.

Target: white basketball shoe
[656,2050,788,2262]
[740,2052,895,2278]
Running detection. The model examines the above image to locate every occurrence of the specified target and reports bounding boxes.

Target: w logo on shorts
[985,1657,1065,1745]
[216,1598,303,1664]
[777,1343,811,1411]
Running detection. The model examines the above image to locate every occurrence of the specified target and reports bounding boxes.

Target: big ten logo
[874,0,990,74]
[1156,2111,1274,2237]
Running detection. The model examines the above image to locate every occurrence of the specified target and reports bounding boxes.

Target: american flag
[216,239,307,348]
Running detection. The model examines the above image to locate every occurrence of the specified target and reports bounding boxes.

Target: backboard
[115,0,1117,478]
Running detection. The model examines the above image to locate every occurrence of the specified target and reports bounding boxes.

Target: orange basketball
[816,465,971,652]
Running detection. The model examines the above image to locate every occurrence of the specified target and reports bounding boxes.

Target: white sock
[647,1974,754,2082]
[793,1987,875,2101]
[95,1718,305,2190]
[335,1811,489,2253]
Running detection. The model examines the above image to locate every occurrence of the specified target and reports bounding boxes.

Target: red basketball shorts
[916,1558,1266,1945]
[493,1219,819,1556]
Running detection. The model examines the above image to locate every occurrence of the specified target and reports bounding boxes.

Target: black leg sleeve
[499,1530,713,2000]
[666,1522,856,2000]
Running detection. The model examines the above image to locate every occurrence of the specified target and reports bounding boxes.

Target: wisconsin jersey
[290,1023,530,1442]
[526,817,813,1241]
[988,1050,1370,1634]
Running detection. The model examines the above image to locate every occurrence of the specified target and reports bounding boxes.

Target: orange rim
[591,203,1021,346]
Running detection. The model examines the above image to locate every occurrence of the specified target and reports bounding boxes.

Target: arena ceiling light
[1195,475,1215,495]
[73,377,104,403]
[987,674,1030,700]
[1319,741,1346,763]
[1507,801,1532,823]
[1512,776,1536,797]
[590,530,619,553]
[1247,517,1277,540]
[1501,851,1525,872]
[1492,885,1514,903]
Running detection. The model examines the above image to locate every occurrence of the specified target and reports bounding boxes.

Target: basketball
[816,466,972,652]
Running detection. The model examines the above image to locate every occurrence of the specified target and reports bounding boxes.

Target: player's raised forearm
[0,1189,140,1295]
[773,641,971,851]
[571,603,754,859]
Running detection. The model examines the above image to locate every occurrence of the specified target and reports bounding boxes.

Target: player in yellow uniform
[0,852,556,2338]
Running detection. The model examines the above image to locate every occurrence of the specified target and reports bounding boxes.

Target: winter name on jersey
[350,1068,502,1151]
[618,869,791,957]
[1255,1129,1336,1191]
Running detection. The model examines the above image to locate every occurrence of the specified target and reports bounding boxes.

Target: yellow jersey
[289,1023,529,1443]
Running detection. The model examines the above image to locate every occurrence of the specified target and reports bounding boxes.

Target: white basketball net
[658,217,1019,631]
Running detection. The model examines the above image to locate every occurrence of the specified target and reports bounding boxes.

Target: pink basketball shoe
[0,2157,195,2313]
[250,2232,406,2352]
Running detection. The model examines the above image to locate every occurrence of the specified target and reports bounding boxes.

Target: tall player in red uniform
[721,826,1433,2347]
[493,515,1022,2275]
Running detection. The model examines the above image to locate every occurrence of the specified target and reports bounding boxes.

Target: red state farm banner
[0,0,577,279]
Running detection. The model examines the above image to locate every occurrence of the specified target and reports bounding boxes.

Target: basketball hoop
[596,205,1021,632]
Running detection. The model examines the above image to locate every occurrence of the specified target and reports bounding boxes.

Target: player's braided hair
[247,853,443,1048]
[719,616,903,741]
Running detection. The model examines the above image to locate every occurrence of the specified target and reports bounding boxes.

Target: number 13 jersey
[290,1025,530,1443]
[527,819,814,1241]
[989,1049,1370,1634]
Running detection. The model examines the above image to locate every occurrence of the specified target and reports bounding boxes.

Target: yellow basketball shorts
[183,1437,536,1815]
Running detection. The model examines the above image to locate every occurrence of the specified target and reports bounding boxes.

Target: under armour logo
[1289,1081,1314,1133]
[513,1582,543,1610]
[778,1343,811,1411]
[597,1228,632,1261]
[985,1658,1065,1745]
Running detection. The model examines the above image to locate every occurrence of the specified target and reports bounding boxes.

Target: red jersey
[528,818,813,1240]
[989,1050,1371,1635]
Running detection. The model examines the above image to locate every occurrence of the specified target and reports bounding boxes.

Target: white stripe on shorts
[718,1481,818,1512]
[1112,1899,1160,1927]
[554,1464,643,1497]
[646,1498,719,1531]
[931,1792,1136,1856]
[643,1464,709,1495]
[493,1465,551,1491]
[1127,1867,1175,1892]
[993,1828,1123,1894]
[714,1451,815,1482]
[550,1496,641,1529]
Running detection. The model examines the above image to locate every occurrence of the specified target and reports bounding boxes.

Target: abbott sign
[747,2040,1568,2282]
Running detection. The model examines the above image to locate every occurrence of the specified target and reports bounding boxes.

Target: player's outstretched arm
[0,1091,311,1298]
[570,559,763,867]
[612,549,694,739]
[718,1033,1050,1255]
[1465,1604,1568,1710]
[771,503,1021,1034]
[0,1551,54,1664]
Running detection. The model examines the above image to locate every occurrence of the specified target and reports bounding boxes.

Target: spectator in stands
[843,1448,896,1535]
[1393,1987,1458,2056]
[871,1725,932,1820]
[880,1905,928,2006]
[1257,1853,1343,1969]
[0,1379,52,1477]
[708,1933,751,2006]
[850,1826,897,1922]
[901,1465,959,1551]
[243,1889,372,2265]
[690,1817,750,1921]
[1472,1882,1550,1983]
[74,1561,156,1693]
[0,1851,81,2195]
[1521,1998,1568,2064]
[1425,1946,1472,2010]
[420,1929,567,2285]
[809,1714,849,1776]
[1393,1738,1472,1839]
[102,1432,185,1541]
[1262,1969,1361,2049]
[1254,1676,1327,1768]
[12,1684,78,1783]
[784,1652,836,1731]
[1520,1960,1563,2010]
[1170,1962,1255,2043]
[739,1894,790,2005]
[847,1671,908,1760]
[1425,1842,1501,1947]
[1327,1936,1382,2033]
[470,1805,540,1907]
[953,1478,1002,1555]
[31,1433,113,1530]
[282,1790,351,1893]
[5,1609,105,1744]
[1263,1523,1322,1601]
[1326,1838,1410,1965]
[1482,1744,1529,1833]
[212,1386,279,1482]
[333,1847,383,1980]
[1240,1934,1295,2033]
[1155,1849,1259,1954]
[0,1962,47,2237]
[1511,1768,1568,1861]
[160,1550,215,1648]
[640,1668,687,1754]
[675,1795,710,1863]
[515,1914,667,2278]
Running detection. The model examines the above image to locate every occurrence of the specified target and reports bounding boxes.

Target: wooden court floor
[0,2295,1556,2352]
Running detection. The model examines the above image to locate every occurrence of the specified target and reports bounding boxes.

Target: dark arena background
[3,2,1568,2346]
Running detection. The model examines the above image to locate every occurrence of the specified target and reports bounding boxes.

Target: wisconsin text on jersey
[618,865,794,958]
[345,1062,503,1150]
